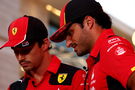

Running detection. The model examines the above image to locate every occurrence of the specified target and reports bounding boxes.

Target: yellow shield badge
[58,73,68,83]
[12,27,17,35]
[131,66,135,72]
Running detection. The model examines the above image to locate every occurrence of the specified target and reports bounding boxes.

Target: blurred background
[0,0,135,89]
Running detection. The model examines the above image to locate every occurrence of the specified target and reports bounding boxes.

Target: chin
[77,51,89,56]
[77,53,85,56]
[23,67,32,72]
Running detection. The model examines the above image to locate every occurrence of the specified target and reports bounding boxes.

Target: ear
[41,38,50,51]
[83,16,95,29]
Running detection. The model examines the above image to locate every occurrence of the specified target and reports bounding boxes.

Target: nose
[66,36,72,48]
[16,54,25,61]
[66,40,72,48]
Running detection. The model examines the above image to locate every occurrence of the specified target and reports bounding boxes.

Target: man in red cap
[50,0,135,89]
[0,15,86,90]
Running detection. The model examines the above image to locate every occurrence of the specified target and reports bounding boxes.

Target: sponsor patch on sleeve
[108,38,121,44]
[115,46,126,55]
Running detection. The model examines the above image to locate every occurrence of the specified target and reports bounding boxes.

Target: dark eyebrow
[11,43,36,55]
[67,29,73,36]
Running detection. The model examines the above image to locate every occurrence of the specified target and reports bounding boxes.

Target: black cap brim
[50,22,71,42]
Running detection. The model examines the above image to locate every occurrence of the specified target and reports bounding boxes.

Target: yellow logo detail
[12,27,17,35]
[131,66,135,72]
[58,73,68,83]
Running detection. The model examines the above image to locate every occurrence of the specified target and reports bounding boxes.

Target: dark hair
[73,11,112,29]
[37,39,44,48]
[37,39,52,50]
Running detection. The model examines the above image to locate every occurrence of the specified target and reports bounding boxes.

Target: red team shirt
[9,55,86,90]
[86,29,135,90]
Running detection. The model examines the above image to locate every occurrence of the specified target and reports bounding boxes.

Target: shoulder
[9,77,29,90]
[107,35,130,44]
[59,63,86,78]
[58,63,83,72]
[101,35,134,56]
[104,35,133,48]
[49,63,86,85]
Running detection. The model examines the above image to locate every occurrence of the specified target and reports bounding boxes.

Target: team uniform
[86,29,135,90]
[8,55,86,90]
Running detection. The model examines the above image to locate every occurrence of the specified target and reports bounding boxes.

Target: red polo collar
[47,55,61,74]
[24,55,61,78]
[90,29,115,58]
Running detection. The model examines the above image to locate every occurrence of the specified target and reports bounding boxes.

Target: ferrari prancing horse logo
[12,27,17,35]
[58,73,68,83]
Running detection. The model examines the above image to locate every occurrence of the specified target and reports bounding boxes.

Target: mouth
[19,61,30,67]
[21,62,29,67]
[71,43,77,48]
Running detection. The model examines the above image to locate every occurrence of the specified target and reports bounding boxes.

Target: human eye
[12,47,31,55]
[67,31,71,36]
[12,49,20,56]
[67,30,73,36]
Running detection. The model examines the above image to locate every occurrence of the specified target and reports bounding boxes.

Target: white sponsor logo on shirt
[115,47,126,55]
[90,70,96,85]
[108,38,121,44]
[107,42,124,52]
[90,87,95,90]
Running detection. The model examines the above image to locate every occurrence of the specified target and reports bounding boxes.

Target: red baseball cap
[50,2,71,42]
[0,15,48,49]
[50,0,103,42]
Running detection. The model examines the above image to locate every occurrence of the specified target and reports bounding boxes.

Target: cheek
[78,33,86,44]
[73,31,82,42]
[30,50,43,59]
[27,49,43,61]
[28,52,43,67]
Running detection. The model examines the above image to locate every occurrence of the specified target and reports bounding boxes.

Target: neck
[90,24,104,47]
[29,52,52,83]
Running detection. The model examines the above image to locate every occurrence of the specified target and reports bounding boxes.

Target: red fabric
[49,1,71,42]
[86,29,135,90]
[59,3,67,27]
[24,55,85,90]
[0,17,28,48]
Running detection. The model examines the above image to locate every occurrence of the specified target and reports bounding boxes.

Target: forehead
[67,23,82,33]
[69,23,81,30]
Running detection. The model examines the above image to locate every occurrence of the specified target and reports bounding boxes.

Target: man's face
[66,23,91,56]
[12,42,44,72]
